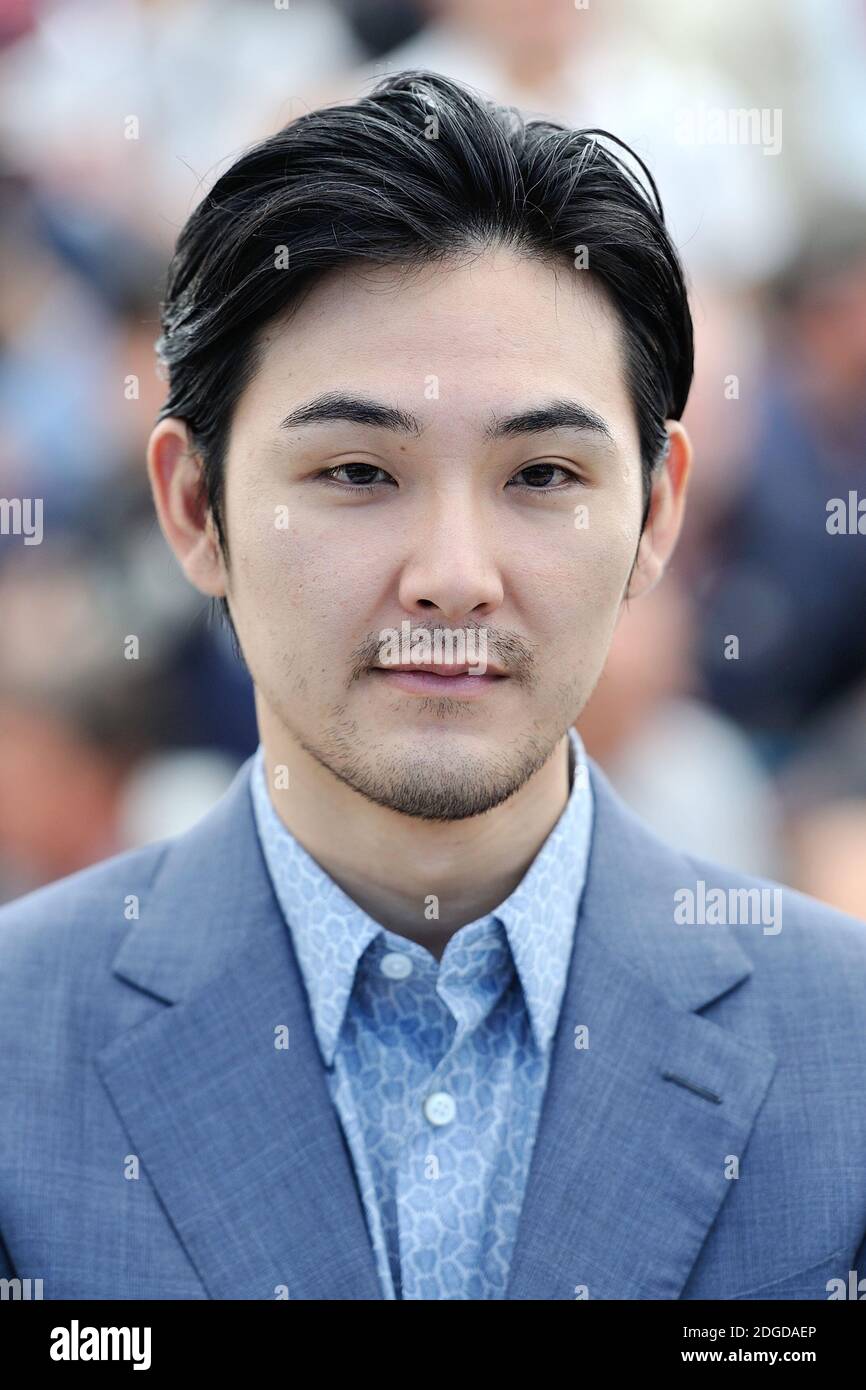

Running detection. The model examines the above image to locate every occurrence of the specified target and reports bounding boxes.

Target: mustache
[348,623,536,685]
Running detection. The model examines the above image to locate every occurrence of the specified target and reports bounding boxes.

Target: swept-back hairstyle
[155,68,693,620]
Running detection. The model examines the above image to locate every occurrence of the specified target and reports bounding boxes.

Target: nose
[397,488,504,622]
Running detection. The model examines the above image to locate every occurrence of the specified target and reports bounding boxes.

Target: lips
[373,663,505,677]
[369,663,508,698]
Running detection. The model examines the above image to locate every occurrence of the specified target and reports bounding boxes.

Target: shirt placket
[396,936,513,1300]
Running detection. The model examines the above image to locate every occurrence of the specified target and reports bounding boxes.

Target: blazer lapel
[95,760,383,1300]
[506,758,778,1300]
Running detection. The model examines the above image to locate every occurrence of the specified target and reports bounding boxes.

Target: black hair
[154,69,694,637]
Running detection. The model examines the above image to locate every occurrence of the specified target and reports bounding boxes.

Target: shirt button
[424,1091,456,1126]
[380,952,413,980]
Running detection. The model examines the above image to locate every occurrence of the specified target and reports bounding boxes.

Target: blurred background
[0,0,864,913]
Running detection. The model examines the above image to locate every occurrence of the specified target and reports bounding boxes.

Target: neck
[256,711,572,959]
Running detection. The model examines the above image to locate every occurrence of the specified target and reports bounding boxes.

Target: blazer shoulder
[0,838,170,982]
[680,846,866,976]
[588,755,866,975]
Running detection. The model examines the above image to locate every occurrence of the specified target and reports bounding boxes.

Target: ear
[625,421,692,600]
[146,418,228,598]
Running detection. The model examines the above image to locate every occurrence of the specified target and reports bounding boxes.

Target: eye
[319,463,397,491]
[507,462,584,490]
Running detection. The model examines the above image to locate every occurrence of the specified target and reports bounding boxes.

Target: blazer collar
[98,751,776,1300]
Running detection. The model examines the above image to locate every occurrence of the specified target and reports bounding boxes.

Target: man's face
[216,247,651,819]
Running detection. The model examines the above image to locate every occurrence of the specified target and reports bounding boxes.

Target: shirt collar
[251,727,593,1063]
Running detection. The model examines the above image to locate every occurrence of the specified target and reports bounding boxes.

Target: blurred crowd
[0,0,864,914]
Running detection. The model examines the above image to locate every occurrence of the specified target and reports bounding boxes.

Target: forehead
[239,248,638,448]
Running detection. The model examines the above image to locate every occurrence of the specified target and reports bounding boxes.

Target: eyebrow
[279,392,617,448]
[280,393,421,436]
[485,399,616,447]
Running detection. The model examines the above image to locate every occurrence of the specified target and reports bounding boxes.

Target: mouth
[369,663,509,697]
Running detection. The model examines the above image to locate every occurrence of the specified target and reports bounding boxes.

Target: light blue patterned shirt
[250,728,594,1300]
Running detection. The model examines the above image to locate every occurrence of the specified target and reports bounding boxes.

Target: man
[1,71,865,1302]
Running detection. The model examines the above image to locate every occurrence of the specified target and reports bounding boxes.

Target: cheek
[514,503,637,637]
[577,484,643,597]
[230,504,386,656]
[579,528,637,613]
